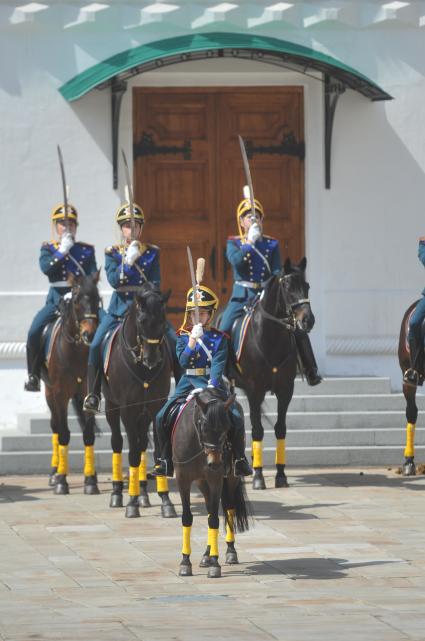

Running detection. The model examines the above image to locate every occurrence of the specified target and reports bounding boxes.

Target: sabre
[57,145,69,231]
[238,134,256,220]
[121,149,135,241]
[187,246,199,325]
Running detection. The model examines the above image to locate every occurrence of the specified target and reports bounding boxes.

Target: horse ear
[283,257,292,274]
[299,257,307,272]
[224,393,236,412]
[195,393,208,414]
[161,289,171,304]
[91,269,101,284]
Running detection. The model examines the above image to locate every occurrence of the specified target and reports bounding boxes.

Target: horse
[173,387,250,578]
[42,271,101,495]
[398,300,424,475]
[103,282,177,518]
[227,257,316,490]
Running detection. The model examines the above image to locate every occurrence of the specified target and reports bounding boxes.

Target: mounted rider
[152,270,252,479]
[219,187,322,386]
[403,237,425,387]
[83,197,179,413]
[25,202,98,392]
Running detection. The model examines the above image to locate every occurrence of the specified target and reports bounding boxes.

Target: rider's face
[190,310,211,327]
[56,221,77,237]
[240,211,261,232]
[121,222,142,242]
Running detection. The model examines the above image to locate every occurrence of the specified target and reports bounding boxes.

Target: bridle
[120,299,165,365]
[62,293,99,345]
[258,273,310,331]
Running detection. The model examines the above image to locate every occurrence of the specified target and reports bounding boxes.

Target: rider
[25,203,98,392]
[83,198,178,413]
[403,237,425,387]
[151,282,252,478]
[219,188,321,386]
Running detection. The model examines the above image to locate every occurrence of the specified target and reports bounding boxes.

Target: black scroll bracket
[133,132,192,161]
[324,74,346,189]
[245,131,305,161]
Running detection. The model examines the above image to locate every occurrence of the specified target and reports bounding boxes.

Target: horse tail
[71,396,102,436]
[221,476,252,533]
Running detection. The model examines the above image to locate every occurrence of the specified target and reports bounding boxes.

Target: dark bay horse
[43,271,101,495]
[104,282,177,518]
[398,300,422,475]
[173,387,250,578]
[228,257,315,490]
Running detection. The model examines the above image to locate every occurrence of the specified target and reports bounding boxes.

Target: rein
[172,398,227,465]
[61,298,97,346]
[258,274,310,331]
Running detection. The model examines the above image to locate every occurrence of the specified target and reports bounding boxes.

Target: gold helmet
[236,186,264,239]
[51,203,78,223]
[115,202,145,226]
[180,285,219,333]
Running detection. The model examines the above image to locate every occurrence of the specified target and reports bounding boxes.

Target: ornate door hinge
[133,132,192,160]
[245,132,305,161]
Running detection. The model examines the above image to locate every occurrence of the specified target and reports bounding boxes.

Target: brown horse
[173,387,250,578]
[398,300,422,475]
[43,271,101,494]
[104,282,177,518]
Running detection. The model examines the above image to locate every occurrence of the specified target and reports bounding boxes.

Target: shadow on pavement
[292,472,425,491]
[0,482,52,502]
[245,556,399,580]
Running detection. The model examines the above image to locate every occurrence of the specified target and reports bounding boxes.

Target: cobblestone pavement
[1,468,425,641]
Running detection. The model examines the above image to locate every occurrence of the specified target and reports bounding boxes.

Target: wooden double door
[133,86,305,327]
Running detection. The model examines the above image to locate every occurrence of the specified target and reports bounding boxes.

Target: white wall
[1,10,425,390]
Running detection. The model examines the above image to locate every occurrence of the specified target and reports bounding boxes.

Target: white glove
[190,323,204,340]
[247,223,262,244]
[58,232,74,255]
[124,241,141,266]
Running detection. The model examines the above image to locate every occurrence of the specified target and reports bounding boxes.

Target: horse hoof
[402,459,416,476]
[179,564,193,577]
[54,483,69,495]
[199,555,211,568]
[161,503,177,518]
[125,504,140,518]
[48,474,57,487]
[84,484,100,495]
[109,494,123,508]
[208,564,221,579]
[225,551,239,565]
[252,474,266,490]
[138,494,151,508]
[275,474,289,488]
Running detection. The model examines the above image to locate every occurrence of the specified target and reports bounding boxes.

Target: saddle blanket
[231,311,254,362]
[44,318,62,368]
[102,325,121,376]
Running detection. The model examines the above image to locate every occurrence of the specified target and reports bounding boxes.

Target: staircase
[1,377,425,474]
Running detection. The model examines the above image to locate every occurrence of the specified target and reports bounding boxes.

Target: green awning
[59,32,391,102]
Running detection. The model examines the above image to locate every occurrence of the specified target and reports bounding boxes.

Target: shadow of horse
[292,472,425,492]
[244,557,402,580]
[0,482,50,502]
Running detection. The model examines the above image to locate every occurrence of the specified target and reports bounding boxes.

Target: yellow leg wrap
[182,526,192,555]
[139,451,147,482]
[275,439,286,465]
[209,528,219,557]
[225,509,235,544]
[156,476,168,493]
[404,422,416,458]
[57,445,69,475]
[128,466,139,496]
[252,441,263,468]
[84,445,95,477]
[51,434,59,468]
[112,453,123,482]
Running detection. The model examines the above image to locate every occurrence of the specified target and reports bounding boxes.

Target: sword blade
[238,134,256,218]
[57,145,69,231]
[187,246,199,325]
[121,149,135,241]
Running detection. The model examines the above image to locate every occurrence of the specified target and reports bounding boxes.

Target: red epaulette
[176,328,190,337]
[228,235,241,241]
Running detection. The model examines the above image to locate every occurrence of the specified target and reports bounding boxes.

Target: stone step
[291,377,392,395]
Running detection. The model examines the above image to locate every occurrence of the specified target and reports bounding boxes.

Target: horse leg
[178,477,193,577]
[197,480,212,567]
[153,419,177,518]
[54,397,71,495]
[73,395,99,495]
[138,418,151,508]
[274,377,295,488]
[221,477,239,565]
[106,401,124,508]
[247,389,266,490]
[206,486,222,579]
[45,388,58,486]
[124,423,141,518]
[402,383,418,476]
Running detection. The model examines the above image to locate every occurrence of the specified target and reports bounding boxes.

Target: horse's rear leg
[221,477,240,565]
[73,395,99,495]
[247,389,266,490]
[274,377,295,489]
[45,388,59,486]
[153,420,177,518]
[106,401,124,508]
[402,383,418,476]
[178,478,193,577]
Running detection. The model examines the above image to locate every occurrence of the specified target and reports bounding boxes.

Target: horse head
[65,270,101,345]
[133,282,171,370]
[278,257,315,332]
[195,388,236,469]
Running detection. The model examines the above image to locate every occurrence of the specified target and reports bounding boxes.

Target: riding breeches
[27,303,58,354]
[88,313,121,368]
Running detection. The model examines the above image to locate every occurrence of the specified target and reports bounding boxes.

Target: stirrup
[305,369,322,386]
[83,393,101,414]
[24,374,40,392]
[151,460,173,478]
[403,368,419,387]
[234,457,252,477]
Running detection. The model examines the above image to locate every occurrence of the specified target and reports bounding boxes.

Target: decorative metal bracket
[133,132,192,161]
[111,79,127,190]
[324,74,346,189]
[245,131,305,161]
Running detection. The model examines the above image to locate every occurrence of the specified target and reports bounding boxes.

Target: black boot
[150,418,174,477]
[24,345,41,392]
[295,330,322,386]
[403,336,423,387]
[230,412,252,477]
[83,364,102,413]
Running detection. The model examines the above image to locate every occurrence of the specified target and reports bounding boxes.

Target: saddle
[164,397,188,441]
[102,326,121,376]
[41,317,62,368]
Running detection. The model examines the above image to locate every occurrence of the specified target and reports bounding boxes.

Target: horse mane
[197,388,231,431]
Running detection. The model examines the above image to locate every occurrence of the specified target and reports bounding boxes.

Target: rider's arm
[177,335,198,368]
[39,243,66,276]
[84,245,99,276]
[226,238,252,270]
[209,336,228,387]
[146,249,160,288]
[104,250,123,289]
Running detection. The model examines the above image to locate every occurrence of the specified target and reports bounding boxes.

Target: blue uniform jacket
[226,235,281,301]
[419,240,425,296]
[39,241,98,305]
[176,329,228,390]
[105,243,160,317]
